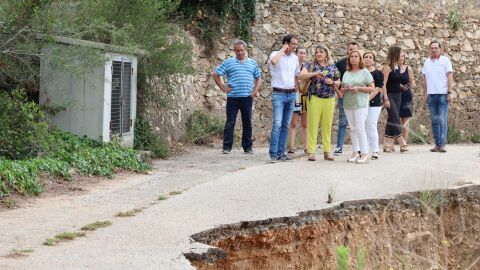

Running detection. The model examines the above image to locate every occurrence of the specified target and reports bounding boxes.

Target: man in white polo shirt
[422,40,454,153]
[268,34,300,162]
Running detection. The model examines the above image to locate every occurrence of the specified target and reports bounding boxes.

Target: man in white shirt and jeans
[422,40,454,153]
[269,34,300,162]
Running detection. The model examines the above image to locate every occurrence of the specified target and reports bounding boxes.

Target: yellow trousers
[307,96,335,154]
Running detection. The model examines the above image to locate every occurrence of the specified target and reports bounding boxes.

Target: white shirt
[269,51,300,89]
[422,55,453,94]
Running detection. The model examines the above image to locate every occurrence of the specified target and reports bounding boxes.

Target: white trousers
[344,107,369,154]
[366,106,382,153]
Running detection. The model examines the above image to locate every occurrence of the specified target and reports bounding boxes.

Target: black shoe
[333,147,342,156]
[222,149,231,154]
[244,149,254,155]
[277,154,293,162]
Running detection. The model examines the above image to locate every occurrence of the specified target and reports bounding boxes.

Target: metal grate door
[110,60,132,135]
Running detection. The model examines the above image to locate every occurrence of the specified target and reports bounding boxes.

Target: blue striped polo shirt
[215,57,261,98]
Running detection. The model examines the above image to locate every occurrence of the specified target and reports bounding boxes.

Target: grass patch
[115,208,143,217]
[44,231,86,246]
[471,134,480,143]
[158,195,167,200]
[11,248,34,254]
[169,191,182,196]
[185,110,223,145]
[54,231,86,240]
[81,220,112,231]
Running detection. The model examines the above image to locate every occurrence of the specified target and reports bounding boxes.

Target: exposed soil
[186,185,480,270]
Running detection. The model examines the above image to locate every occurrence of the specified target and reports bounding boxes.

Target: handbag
[299,61,316,95]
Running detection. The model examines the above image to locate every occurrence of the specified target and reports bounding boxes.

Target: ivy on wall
[178,0,256,53]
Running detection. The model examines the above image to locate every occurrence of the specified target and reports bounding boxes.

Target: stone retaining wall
[149,0,480,144]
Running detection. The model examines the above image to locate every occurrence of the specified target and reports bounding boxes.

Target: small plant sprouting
[43,238,58,246]
[115,208,143,217]
[81,220,112,231]
[419,190,445,211]
[158,195,167,201]
[448,3,463,31]
[169,191,182,196]
[327,185,336,204]
[336,246,350,270]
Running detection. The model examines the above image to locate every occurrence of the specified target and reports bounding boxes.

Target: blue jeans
[336,98,348,149]
[269,92,295,158]
[428,94,449,146]
[223,96,253,151]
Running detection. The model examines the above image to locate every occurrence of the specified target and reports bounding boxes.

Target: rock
[404,39,415,49]
[385,36,397,46]
[263,24,274,35]
[360,34,368,41]
[335,11,344,18]
[462,39,473,52]
[216,52,226,60]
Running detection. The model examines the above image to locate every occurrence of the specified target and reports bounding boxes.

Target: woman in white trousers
[363,52,384,160]
[340,50,374,164]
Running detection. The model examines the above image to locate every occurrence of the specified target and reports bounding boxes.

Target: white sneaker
[347,154,359,163]
[356,155,369,164]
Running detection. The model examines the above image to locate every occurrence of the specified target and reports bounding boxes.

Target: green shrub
[0,129,151,197]
[0,90,50,160]
[447,125,463,144]
[471,134,480,143]
[185,110,223,145]
[134,114,170,158]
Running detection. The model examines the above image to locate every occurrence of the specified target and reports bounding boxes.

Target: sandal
[323,152,334,161]
[287,149,295,155]
[400,145,409,153]
[308,154,316,161]
[371,152,379,160]
[383,146,395,153]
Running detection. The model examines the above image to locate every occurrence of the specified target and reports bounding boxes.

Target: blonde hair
[314,44,333,65]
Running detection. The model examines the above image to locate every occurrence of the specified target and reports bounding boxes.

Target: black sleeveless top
[369,69,384,107]
[400,66,409,86]
[386,67,403,93]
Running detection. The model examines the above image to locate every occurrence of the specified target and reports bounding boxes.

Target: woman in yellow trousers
[299,44,341,161]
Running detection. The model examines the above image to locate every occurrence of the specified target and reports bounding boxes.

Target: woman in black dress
[382,46,408,152]
[398,52,416,142]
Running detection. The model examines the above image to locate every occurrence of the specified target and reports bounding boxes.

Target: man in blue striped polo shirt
[213,40,262,154]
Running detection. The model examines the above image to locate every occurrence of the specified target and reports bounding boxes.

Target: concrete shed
[39,36,141,147]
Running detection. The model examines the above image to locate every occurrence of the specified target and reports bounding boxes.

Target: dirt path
[0,145,479,270]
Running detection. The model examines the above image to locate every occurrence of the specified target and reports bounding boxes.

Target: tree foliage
[0,0,192,100]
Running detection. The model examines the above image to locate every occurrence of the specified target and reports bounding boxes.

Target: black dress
[399,67,413,118]
[385,68,403,139]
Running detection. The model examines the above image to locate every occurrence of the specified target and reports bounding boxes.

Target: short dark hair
[282,34,297,45]
[430,40,442,48]
[348,41,359,47]
[295,46,306,53]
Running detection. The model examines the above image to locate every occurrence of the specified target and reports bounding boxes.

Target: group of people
[212,35,453,164]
